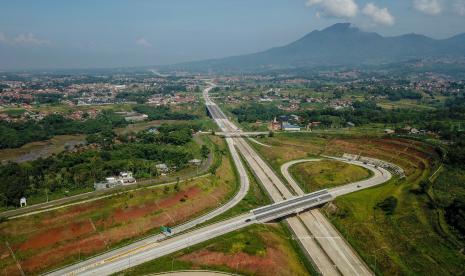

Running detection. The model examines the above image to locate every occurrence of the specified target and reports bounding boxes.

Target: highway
[204,84,387,276]
[46,82,390,275]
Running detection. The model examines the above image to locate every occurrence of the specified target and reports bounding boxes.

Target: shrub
[376,196,398,215]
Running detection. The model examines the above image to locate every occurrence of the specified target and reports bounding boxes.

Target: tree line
[0,105,200,149]
[0,123,202,207]
[0,110,127,149]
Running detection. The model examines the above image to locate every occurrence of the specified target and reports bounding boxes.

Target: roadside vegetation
[122,223,309,276]
[251,132,465,275]
[0,135,237,275]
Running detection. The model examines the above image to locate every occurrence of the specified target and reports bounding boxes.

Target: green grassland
[251,132,465,275]
[326,176,464,275]
[289,160,372,193]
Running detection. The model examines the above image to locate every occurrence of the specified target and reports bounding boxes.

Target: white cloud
[306,0,358,18]
[136,37,152,47]
[413,0,443,15]
[0,32,49,46]
[454,0,465,15]
[362,3,395,26]
[13,33,49,45]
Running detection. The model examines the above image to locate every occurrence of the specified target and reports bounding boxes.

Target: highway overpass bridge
[252,190,332,222]
[214,131,269,137]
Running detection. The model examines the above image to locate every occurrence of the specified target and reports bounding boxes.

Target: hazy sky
[1,0,465,70]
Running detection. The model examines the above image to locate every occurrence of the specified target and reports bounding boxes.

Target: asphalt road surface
[46,82,391,276]
[281,158,392,275]
[205,85,386,276]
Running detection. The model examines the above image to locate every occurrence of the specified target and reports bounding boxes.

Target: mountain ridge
[167,23,465,72]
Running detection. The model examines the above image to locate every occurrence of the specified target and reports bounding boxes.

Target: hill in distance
[167,23,465,73]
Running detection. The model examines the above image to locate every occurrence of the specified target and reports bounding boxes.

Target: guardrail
[251,189,332,222]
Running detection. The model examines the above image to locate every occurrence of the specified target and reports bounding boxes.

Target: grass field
[252,132,465,275]
[289,160,371,193]
[0,137,237,275]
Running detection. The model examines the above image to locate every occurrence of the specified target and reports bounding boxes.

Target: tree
[174,177,180,192]
[200,145,210,160]
[333,90,343,99]
[376,196,398,215]
[0,163,29,205]
[445,198,465,237]
[419,180,431,194]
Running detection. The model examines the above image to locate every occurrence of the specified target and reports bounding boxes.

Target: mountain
[167,23,465,72]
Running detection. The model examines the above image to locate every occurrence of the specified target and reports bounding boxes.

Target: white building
[94,171,136,190]
[20,197,27,207]
[156,163,169,173]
